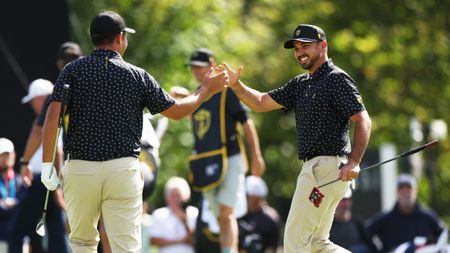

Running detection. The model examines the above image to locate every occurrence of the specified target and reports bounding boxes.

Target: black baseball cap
[57,42,82,64]
[187,48,215,67]
[90,11,135,41]
[283,24,326,49]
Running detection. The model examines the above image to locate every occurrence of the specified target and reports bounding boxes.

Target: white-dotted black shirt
[268,59,365,161]
[51,49,175,161]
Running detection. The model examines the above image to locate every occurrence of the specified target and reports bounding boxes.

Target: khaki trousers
[61,157,143,253]
[284,156,351,253]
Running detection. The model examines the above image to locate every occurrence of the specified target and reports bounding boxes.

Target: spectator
[0,138,23,252]
[239,175,281,253]
[367,173,447,252]
[171,48,265,253]
[150,177,199,253]
[330,188,373,253]
[9,42,81,253]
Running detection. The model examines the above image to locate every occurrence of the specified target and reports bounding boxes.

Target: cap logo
[295,29,301,37]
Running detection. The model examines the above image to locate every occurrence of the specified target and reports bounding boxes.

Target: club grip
[400,140,439,157]
[57,84,70,128]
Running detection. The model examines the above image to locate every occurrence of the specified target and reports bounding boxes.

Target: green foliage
[69,0,450,220]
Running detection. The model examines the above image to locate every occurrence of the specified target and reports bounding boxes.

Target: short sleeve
[268,77,299,111]
[226,89,248,123]
[143,73,175,115]
[329,72,365,118]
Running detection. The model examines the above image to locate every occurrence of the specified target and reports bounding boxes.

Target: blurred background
[1,0,449,229]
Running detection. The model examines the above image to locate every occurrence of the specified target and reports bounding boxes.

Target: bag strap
[219,88,228,148]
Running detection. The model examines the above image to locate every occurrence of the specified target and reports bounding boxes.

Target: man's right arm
[222,63,282,112]
[231,80,282,112]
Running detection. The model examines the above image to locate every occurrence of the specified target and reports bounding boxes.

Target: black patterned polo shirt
[51,49,175,161]
[268,59,365,161]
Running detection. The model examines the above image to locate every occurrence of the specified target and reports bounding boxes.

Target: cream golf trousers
[284,156,351,253]
[61,157,143,253]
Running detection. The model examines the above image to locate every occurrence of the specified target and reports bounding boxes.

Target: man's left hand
[41,162,59,191]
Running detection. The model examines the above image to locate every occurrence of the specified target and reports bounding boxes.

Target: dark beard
[300,61,313,70]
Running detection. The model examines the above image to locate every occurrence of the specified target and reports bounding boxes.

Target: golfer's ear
[116,32,125,44]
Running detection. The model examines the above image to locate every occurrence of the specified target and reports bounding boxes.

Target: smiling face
[293,40,328,74]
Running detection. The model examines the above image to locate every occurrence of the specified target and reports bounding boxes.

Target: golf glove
[41,162,59,191]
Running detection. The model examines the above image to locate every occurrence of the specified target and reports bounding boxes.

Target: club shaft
[38,85,69,231]
[318,140,439,188]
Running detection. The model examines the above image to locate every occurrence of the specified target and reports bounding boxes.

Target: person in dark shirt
[367,174,447,252]
[330,188,372,253]
[41,11,228,252]
[223,23,372,252]
[171,48,265,253]
[240,176,281,253]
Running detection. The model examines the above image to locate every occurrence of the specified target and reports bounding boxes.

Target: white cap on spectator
[21,79,53,104]
[397,173,417,189]
[165,177,191,202]
[246,175,268,197]
[0,138,14,154]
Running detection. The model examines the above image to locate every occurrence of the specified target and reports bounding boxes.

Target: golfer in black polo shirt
[224,24,372,253]
[41,11,229,253]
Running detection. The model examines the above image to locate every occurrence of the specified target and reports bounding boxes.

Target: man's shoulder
[416,203,442,220]
[326,63,354,82]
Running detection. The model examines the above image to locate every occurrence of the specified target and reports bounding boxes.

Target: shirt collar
[91,49,122,59]
[309,59,333,79]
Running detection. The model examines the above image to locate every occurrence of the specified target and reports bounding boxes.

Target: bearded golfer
[41,11,228,252]
[224,24,371,252]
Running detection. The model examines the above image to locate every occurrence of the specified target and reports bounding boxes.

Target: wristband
[20,157,29,165]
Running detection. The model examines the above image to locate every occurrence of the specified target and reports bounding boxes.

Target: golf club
[309,140,440,207]
[36,84,69,237]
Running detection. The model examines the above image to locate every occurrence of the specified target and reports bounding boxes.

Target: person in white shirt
[150,177,199,253]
